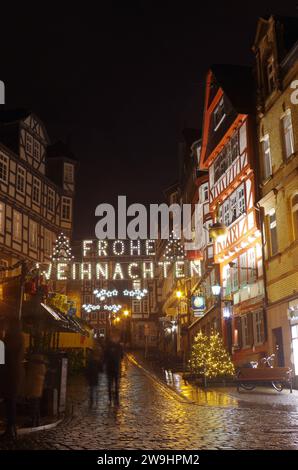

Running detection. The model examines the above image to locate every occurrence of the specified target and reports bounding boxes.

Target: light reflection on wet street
[1,357,298,450]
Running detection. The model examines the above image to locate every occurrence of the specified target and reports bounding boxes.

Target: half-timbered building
[199,65,267,365]
[0,109,76,275]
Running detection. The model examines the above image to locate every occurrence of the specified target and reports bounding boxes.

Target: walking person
[86,345,103,408]
[104,333,123,406]
[0,317,25,441]
[24,353,47,427]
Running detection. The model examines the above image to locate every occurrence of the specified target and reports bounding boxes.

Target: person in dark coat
[104,334,123,405]
[0,317,25,440]
[86,346,103,408]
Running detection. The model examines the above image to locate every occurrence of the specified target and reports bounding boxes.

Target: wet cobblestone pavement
[1,357,298,450]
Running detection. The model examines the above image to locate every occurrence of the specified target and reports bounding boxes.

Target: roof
[209,64,255,114]
[0,108,31,124]
[47,140,77,161]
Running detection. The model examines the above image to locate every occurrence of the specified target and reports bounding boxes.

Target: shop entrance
[272,327,285,366]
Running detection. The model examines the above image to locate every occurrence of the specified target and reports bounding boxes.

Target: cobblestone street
[1,357,298,450]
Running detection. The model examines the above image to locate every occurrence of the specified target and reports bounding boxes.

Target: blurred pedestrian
[0,317,25,440]
[86,345,103,408]
[104,333,123,405]
[24,354,47,427]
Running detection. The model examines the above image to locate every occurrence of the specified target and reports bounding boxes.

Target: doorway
[272,327,285,366]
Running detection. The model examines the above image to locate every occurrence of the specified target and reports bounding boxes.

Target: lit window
[26,134,33,155]
[267,56,276,94]
[44,229,52,255]
[64,163,74,183]
[29,220,38,249]
[32,177,41,204]
[0,259,8,281]
[241,315,250,348]
[261,135,272,180]
[16,167,26,194]
[0,202,4,234]
[292,194,298,240]
[132,300,141,314]
[214,97,225,130]
[13,210,22,241]
[268,209,278,256]
[48,188,55,213]
[143,299,149,313]
[33,139,41,161]
[253,311,264,345]
[282,111,295,159]
[0,153,8,183]
[61,197,72,220]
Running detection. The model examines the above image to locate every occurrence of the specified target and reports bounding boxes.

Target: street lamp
[123,309,129,317]
[176,290,183,299]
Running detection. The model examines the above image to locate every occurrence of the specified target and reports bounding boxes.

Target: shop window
[253,311,265,345]
[241,315,250,348]
[291,194,298,240]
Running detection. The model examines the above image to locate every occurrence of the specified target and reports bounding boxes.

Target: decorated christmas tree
[52,233,74,262]
[189,331,235,378]
[164,230,185,261]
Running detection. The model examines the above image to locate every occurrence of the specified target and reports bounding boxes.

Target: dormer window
[267,56,276,95]
[64,163,74,183]
[33,139,41,161]
[214,97,225,131]
[26,133,33,156]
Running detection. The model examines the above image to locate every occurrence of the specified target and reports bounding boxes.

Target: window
[231,259,239,292]
[29,220,38,249]
[64,163,74,183]
[0,202,4,234]
[201,183,208,202]
[44,229,52,255]
[292,194,298,240]
[143,299,149,313]
[240,252,247,287]
[219,184,245,227]
[214,129,240,181]
[26,133,33,155]
[247,247,257,283]
[48,188,55,213]
[267,56,276,94]
[32,177,41,204]
[33,139,41,161]
[0,259,8,281]
[282,111,295,159]
[214,97,225,130]
[268,209,278,256]
[13,210,22,241]
[16,167,26,194]
[262,135,272,179]
[61,197,71,220]
[132,300,141,314]
[0,153,8,183]
[253,311,265,345]
[241,315,250,348]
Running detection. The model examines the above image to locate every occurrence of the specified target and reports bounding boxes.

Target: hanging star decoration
[164,230,185,262]
[51,233,74,262]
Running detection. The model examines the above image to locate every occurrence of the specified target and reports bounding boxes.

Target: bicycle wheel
[272,381,283,392]
[239,382,256,391]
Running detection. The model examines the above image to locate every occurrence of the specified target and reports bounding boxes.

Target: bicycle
[237,354,284,392]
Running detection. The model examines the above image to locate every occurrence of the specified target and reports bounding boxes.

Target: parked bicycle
[237,354,285,392]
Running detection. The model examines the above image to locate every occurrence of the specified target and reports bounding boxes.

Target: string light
[80,262,92,280]
[57,263,68,280]
[142,261,154,279]
[113,262,124,280]
[83,240,93,257]
[163,230,185,262]
[158,261,171,278]
[98,240,108,257]
[123,289,148,298]
[96,262,108,280]
[146,239,156,256]
[130,239,141,256]
[52,233,74,262]
[112,240,125,256]
[128,262,140,279]
[175,261,185,278]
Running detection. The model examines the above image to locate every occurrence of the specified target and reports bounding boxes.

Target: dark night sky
[0,2,297,239]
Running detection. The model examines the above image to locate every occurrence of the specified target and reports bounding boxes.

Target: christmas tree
[189,331,235,378]
[52,233,74,262]
[164,230,185,261]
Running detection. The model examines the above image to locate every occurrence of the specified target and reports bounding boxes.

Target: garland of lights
[93,288,119,300]
[82,303,122,313]
[52,233,74,262]
[123,289,148,299]
[164,230,185,262]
